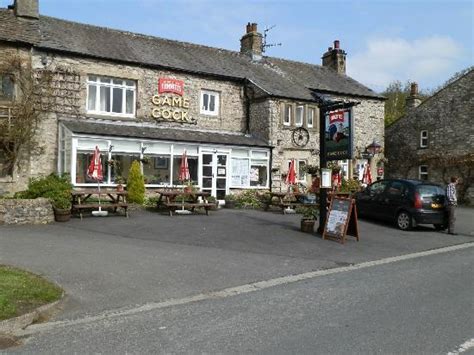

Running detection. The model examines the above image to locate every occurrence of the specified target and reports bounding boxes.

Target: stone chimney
[240,22,263,60]
[13,0,39,19]
[405,82,422,110]
[322,40,346,75]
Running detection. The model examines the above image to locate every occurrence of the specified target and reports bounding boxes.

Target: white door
[201,152,228,200]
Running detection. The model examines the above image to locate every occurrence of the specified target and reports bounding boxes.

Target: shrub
[234,190,264,209]
[14,173,72,208]
[127,161,145,204]
[340,178,362,193]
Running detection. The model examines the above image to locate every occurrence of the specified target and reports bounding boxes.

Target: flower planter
[224,200,235,209]
[53,208,71,222]
[300,219,315,233]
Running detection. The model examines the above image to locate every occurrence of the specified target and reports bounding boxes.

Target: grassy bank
[0,266,62,321]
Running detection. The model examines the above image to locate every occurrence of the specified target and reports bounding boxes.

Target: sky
[1,0,472,93]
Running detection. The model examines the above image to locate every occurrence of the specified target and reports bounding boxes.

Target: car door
[356,180,390,219]
[381,180,408,221]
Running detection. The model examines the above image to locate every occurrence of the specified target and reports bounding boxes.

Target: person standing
[446,176,459,235]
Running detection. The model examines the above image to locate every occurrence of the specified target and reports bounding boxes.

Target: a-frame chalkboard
[322,196,359,244]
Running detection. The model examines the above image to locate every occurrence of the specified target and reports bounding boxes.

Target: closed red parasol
[87,146,103,182]
[363,164,372,185]
[179,150,190,182]
[286,159,296,185]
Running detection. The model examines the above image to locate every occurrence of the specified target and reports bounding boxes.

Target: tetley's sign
[151,78,196,124]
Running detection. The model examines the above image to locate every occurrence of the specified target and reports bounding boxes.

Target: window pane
[143,155,170,185]
[308,109,314,126]
[113,79,123,85]
[88,75,98,82]
[231,158,250,187]
[202,93,209,110]
[126,90,134,114]
[172,156,198,185]
[209,95,215,112]
[100,77,111,83]
[250,165,268,187]
[100,86,111,112]
[125,80,135,87]
[112,87,123,113]
[284,105,291,123]
[298,161,306,180]
[0,75,14,99]
[296,106,303,126]
[76,151,109,184]
[87,85,97,110]
[110,154,140,182]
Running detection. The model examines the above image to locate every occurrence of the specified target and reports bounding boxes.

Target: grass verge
[0,265,62,321]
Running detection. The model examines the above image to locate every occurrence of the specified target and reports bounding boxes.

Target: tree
[126,161,145,204]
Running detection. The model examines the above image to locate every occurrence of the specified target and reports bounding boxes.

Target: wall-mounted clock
[292,127,310,147]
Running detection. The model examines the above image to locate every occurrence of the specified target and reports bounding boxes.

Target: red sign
[377,167,384,176]
[158,78,184,96]
[329,110,344,124]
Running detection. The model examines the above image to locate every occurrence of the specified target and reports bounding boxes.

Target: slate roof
[61,119,271,148]
[0,8,384,100]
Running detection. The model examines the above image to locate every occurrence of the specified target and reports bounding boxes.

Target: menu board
[323,197,359,244]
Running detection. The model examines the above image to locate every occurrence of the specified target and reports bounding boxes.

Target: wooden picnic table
[263,191,319,214]
[156,190,216,216]
[71,189,128,219]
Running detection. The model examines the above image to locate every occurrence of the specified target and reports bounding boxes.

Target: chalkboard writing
[323,196,359,244]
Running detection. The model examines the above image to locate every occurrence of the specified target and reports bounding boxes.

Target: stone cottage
[385,69,474,203]
[0,0,385,200]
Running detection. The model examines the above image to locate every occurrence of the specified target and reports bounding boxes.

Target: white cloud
[347,36,463,92]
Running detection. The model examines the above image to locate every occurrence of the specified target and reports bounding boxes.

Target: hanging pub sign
[324,109,353,161]
[151,78,196,124]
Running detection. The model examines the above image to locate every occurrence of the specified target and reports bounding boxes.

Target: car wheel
[396,211,412,231]
[434,223,447,231]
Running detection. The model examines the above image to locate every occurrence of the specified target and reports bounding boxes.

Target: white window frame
[295,106,304,126]
[200,90,219,116]
[307,107,315,128]
[420,130,428,148]
[419,165,428,180]
[297,159,307,182]
[283,104,291,126]
[86,76,136,117]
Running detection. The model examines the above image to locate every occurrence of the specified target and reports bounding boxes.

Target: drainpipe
[243,79,251,135]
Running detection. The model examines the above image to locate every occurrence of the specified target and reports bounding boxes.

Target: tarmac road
[0,207,473,352]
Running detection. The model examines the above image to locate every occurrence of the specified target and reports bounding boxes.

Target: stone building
[0,0,385,199]
[385,69,474,203]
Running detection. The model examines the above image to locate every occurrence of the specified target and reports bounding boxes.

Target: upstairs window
[200,90,219,116]
[295,106,304,126]
[307,107,315,128]
[420,130,428,148]
[283,104,292,126]
[87,76,136,117]
[0,74,14,100]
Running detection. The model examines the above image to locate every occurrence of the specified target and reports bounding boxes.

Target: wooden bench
[163,202,216,216]
[72,203,129,219]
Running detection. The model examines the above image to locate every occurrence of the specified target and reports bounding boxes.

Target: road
[14,243,474,354]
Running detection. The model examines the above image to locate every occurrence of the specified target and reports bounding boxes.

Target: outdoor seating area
[263,191,319,214]
[71,189,128,219]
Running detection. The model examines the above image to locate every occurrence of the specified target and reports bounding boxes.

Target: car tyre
[396,211,412,231]
[434,223,447,231]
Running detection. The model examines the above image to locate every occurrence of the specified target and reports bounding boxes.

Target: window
[298,160,306,182]
[0,74,14,100]
[295,106,304,126]
[419,165,428,180]
[420,130,428,148]
[200,90,219,115]
[387,181,406,197]
[368,180,389,195]
[231,150,269,188]
[283,104,291,126]
[307,107,315,128]
[87,76,136,117]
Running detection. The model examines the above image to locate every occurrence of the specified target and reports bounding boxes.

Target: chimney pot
[328,47,332,51]
[246,22,252,33]
[240,22,263,60]
[334,40,340,49]
[251,23,258,32]
[410,82,418,96]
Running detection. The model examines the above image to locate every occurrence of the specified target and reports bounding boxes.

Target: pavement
[0,206,472,324]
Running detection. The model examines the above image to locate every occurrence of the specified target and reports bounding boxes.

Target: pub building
[0,0,385,200]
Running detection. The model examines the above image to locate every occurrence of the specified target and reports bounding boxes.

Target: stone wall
[385,69,473,204]
[0,198,54,225]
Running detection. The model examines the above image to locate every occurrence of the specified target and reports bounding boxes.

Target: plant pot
[54,208,71,222]
[184,187,192,193]
[116,184,124,192]
[300,219,315,233]
[224,200,235,209]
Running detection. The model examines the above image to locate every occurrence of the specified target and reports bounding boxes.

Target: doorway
[201,151,228,199]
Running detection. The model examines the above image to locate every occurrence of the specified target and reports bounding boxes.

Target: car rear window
[416,185,444,197]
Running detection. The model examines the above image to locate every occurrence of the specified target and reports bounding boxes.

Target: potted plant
[183,180,196,194]
[300,206,318,233]
[206,195,218,210]
[303,164,319,176]
[115,176,125,192]
[52,193,72,222]
[224,193,236,208]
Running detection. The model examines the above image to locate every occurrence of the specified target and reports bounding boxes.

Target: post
[318,105,327,234]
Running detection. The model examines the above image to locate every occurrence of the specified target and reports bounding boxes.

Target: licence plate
[431,203,442,209]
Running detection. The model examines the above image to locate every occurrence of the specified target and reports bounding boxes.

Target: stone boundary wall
[0,198,54,225]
